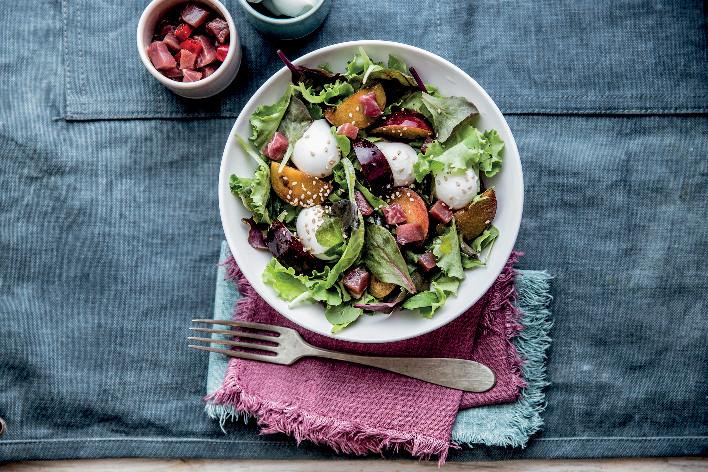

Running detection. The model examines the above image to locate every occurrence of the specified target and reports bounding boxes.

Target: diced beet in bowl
[147,2,230,82]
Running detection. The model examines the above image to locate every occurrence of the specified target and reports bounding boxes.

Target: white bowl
[219,40,524,343]
[136,0,241,99]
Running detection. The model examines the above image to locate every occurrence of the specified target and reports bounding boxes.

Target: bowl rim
[237,0,326,25]
[218,40,524,343]
[136,0,239,90]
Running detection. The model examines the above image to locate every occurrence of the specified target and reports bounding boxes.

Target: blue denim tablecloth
[1,0,706,462]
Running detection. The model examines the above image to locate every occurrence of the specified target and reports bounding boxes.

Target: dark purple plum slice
[370,110,433,141]
[352,138,394,192]
[265,220,322,274]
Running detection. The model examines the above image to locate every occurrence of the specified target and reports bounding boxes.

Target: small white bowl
[137,0,241,99]
[219,41,524,343]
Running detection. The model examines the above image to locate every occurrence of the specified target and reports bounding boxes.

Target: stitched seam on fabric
[61,0,70,117]
[0,438,292,445]
[1,436,705,446]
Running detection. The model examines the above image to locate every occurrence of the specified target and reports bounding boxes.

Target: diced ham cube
[182,69,203,82]
[174,23,193,41]
[396,223,425,245]
[354,191,374,216]
[194,35,217,67]
[215,44,229,62]
[417,251,437,272]
[179,49,197,70]
[429,200,453,224]
[206,17,230,43]
[181,3,210,27]
[147,41,176,70]
[162,32,181,52]
[262,132,289,161]
[383,203,406,225]
[359,92,382,117]
[179,38,203,56]
[201,65,217,78]
[342,266,370,299]
[337,123,359,140]
[162,67,183,79]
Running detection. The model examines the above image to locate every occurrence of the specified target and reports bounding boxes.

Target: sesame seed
[409,197,414,202]
[348,113,353,118]
[355,106,360,111]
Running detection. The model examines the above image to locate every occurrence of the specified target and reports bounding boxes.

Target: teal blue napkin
[206,242,553,447]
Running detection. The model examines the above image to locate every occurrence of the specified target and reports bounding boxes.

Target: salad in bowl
[226,46,510,334]
[220,41,522,341]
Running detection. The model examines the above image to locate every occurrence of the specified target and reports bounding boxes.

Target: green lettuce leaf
[462,253,485,269]
[420,93,478,142]
[278,95,311,140]
[316,217,344,248]
[431,220,464,279]
[314,159,365,292]
[230,137,271,224]
[355,183,386,212]
[413,124,504,181]
[330,127,351,157]
[326,303,363,333]
[478,130,505,177]
[363,225,416,293]
[345,48,416,87]
[262,258,309,301]
[402,275,459,318]
[471,225,499,253]
[249,87,292,150]
[292,80,354,106]
[387,54,408,73]
[276,95,312,170]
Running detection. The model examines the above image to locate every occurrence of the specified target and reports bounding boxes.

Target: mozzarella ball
[376,141,418,187]
[292,119,340,178]
[434,168,480,210]
[295,205,336,260]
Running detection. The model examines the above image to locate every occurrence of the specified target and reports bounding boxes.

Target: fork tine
[192,319,289,335]
[189,327,279,343]
[187,336,279,353]
[188,345,285,364]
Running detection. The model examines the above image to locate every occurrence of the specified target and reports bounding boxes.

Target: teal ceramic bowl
[238,0,331,39]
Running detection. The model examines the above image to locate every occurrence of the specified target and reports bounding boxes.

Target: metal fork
[189,319,496,392]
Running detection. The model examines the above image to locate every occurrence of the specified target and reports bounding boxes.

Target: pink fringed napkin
[208,252,525,462]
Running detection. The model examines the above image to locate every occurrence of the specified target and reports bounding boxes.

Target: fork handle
[308,349,496,392]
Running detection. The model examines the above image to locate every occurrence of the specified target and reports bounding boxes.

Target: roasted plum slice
[324,84,386,129]
[270,163,333,207]
[352,138,394,191]
[388,188,429,239]
[368,276,396,299]
[265,220,322,274]
[370,110,433,141]
[454,188,497,240]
